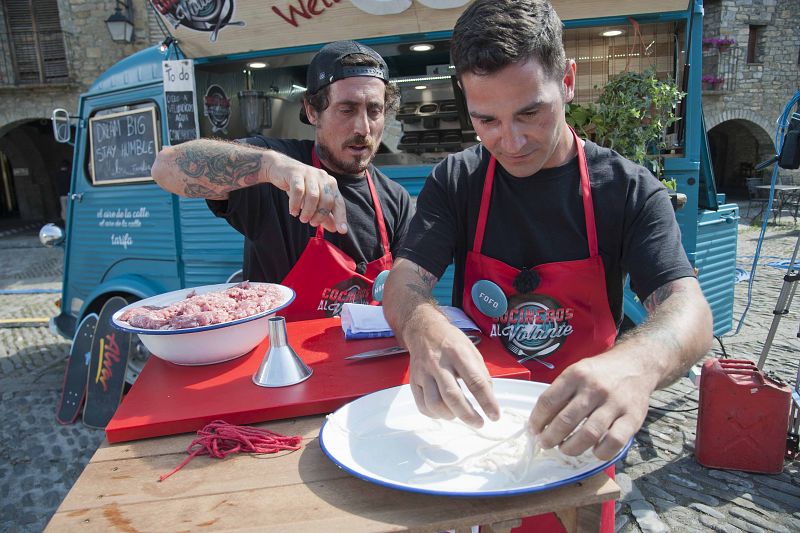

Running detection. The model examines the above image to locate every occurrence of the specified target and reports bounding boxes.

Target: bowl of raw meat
[112,282,295,365]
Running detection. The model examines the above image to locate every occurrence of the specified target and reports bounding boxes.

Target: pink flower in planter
[702,37,737,48]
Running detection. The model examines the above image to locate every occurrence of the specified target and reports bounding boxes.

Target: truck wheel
[126,335,151,385]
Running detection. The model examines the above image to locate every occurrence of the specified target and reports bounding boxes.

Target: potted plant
[702,36,736,50]
[565,68,684,176]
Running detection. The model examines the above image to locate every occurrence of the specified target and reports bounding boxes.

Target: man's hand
[266,152,348,234]
[529,277,712,461]
[406,324,500,427]
[383,259,500,427]
[529,350,654,461]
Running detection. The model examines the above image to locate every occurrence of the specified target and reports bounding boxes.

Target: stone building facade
[702,0,800,194]
[0,0,796,222]
[0,0,159,222]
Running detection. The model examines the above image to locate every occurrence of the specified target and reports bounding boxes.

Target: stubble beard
[316,137,376,175]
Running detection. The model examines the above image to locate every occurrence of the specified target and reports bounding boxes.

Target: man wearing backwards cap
[153,41,412,321]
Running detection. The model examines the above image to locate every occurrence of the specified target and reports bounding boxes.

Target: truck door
[61,92,180,326]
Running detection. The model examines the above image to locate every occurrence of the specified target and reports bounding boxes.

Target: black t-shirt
[207,138,413,283]
[398,141,695,327]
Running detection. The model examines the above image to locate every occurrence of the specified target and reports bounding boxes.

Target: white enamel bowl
[111,283,295,365]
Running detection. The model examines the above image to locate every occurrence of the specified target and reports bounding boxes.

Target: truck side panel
[177,197,244,286]
[64,185,179,318]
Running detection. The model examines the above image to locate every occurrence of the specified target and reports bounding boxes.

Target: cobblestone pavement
[1,213,799,533]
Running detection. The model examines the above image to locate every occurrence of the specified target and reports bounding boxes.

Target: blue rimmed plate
[319,378,631,497]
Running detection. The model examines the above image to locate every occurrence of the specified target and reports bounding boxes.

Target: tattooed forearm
[184,182,227,200]
[643,280,686,313]
[621,277,712,390]
[414,264,437,290]
[174,145,262,190]
[405,283,432,299]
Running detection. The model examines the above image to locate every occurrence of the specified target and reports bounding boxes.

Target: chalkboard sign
[163,60,200,145]
[89,108,159,185]
[165,91,199,144]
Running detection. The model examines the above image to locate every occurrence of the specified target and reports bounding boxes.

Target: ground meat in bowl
[118,282,286,330]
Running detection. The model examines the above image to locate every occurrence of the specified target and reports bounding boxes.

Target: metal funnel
[252,317,312,387]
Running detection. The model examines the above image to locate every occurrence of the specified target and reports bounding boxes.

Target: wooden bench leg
[555,503,603,533]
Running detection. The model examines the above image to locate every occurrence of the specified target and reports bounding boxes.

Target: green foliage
[660,178,677,190]
[565,69,685,176]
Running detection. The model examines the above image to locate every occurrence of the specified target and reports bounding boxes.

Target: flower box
[702,75,724,91]
[702,37,736,50]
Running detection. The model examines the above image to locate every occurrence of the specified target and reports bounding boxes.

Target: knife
[345,334,481,360]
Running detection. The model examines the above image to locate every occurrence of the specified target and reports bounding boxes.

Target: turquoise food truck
[43,0,737,381]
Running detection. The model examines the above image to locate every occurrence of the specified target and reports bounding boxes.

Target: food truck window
[190,21,683,165]
[565,21,686,105]
[86,103,161,186]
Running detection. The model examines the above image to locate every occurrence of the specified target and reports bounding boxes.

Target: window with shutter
[3,0,68,85]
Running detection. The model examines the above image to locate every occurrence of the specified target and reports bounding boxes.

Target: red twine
[158,420,303,482]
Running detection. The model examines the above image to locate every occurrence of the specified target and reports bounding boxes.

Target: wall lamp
[105,0,135,43]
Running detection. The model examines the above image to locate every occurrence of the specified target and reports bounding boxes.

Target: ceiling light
[410,43,434,52]
[601,29,624,37]
[247,62,268,69]
[414,85,427,90]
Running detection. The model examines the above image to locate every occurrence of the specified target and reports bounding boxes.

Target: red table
[106,318,530,443]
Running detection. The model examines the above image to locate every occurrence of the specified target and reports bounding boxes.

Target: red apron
[463,130,617,533]
[279,149,392,321]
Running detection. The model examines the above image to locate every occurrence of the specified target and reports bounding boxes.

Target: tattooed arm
[383,258,501,427]
[529,276,712,460]
[152,139,348,234]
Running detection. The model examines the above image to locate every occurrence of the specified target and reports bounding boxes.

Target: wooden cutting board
[106,318,530,443]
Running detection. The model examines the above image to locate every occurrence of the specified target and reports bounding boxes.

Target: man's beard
[316,135,376,175]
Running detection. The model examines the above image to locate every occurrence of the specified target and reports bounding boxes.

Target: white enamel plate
[319,378,631,497]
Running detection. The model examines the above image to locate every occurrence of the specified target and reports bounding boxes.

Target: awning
[152,0,691,58]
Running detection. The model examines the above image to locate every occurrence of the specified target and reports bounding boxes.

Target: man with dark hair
[384,1,711,530]
[153,41,412,320]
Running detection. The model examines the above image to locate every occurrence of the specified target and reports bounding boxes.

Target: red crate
[695,358,791,474]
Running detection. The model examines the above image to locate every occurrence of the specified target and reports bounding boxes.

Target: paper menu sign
[162,59,200,145]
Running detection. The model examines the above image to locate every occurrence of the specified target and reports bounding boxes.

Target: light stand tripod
[752,97,800,456]
[756,231,800,372]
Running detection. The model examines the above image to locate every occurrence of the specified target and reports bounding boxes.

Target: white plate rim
[319,378,632,498]
[110,282,295,335]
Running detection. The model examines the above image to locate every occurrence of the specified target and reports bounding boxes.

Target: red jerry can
[695,358,791,474]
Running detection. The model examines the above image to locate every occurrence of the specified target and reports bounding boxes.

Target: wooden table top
[46,415,620,532]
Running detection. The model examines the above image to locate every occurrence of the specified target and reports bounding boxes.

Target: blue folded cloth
[340,303,480,340]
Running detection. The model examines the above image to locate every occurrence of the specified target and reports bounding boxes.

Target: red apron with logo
[463,131,618,533]
[279,149,392,321]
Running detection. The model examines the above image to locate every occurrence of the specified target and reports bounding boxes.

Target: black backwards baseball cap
[300,40,389,124]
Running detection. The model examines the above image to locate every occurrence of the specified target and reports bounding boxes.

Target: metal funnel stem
[268,315,288,346]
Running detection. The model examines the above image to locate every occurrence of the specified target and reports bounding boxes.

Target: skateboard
[55,313,98,424]
[83,296,132,429]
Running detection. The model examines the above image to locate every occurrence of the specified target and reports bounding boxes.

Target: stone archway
[705,115,775,197]
[0,119,73,222]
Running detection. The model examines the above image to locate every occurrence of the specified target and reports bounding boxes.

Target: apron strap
[472,155,496,252]
[310,147,391,255]
[472,129,600,259]
[572,128,599,257]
